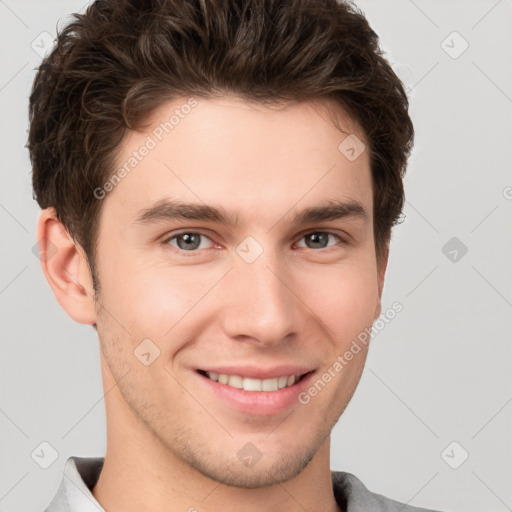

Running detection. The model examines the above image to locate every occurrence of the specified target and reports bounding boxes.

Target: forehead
[101,95,372,226]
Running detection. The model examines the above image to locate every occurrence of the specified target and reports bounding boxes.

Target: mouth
[195,367,315,416]
[197,369,311,392]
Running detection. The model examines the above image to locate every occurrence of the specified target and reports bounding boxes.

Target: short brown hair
[28,0,414,292]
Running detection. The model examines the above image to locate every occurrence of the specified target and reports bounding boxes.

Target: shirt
[44,456,442,512]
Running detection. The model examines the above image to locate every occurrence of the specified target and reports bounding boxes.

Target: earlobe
[36,208,97,325]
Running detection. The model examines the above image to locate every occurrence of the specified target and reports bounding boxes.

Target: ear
[373,242,389,319]
[36,208,97,325]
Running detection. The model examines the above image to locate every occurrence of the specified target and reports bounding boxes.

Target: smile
[195,366,315,415]
[199,370,307,392]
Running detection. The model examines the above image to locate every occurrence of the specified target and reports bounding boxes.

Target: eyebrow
[134,198,368,227]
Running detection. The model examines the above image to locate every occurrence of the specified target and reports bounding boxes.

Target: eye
[162,230,344,255]
[164,232,214,252]
[296,231,342,250]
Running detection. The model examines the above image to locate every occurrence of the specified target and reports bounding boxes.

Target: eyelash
[161,230,346,256]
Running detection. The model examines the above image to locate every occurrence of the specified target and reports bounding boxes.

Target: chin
[199,452,316,488]
[175,435,321,489]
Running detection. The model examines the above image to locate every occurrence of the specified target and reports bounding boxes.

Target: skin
[38,95,388,512]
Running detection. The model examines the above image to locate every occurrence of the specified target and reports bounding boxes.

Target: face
[91,95,385,487]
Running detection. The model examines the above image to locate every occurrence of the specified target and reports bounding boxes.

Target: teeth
[228,375,243,389]
[262,378,278,391]
[243,377,262,391]
[205,372,302,392]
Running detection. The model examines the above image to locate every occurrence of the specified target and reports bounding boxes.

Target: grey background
[1,1,511,511]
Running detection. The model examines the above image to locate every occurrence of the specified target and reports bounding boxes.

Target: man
[28,0,442,510]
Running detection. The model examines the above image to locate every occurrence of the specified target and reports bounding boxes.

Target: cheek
[300,261,379,339]
[97,237,379,345]
[99,258,217,338]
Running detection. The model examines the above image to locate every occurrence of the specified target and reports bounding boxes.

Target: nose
[219,248,299,347]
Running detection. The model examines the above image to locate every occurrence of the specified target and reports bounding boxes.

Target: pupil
[308,233,327,249]
[178,233,200,250]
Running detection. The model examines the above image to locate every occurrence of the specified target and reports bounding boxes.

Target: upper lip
[197,365,314,380]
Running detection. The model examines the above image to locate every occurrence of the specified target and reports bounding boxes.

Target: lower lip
[197,371,315,416]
